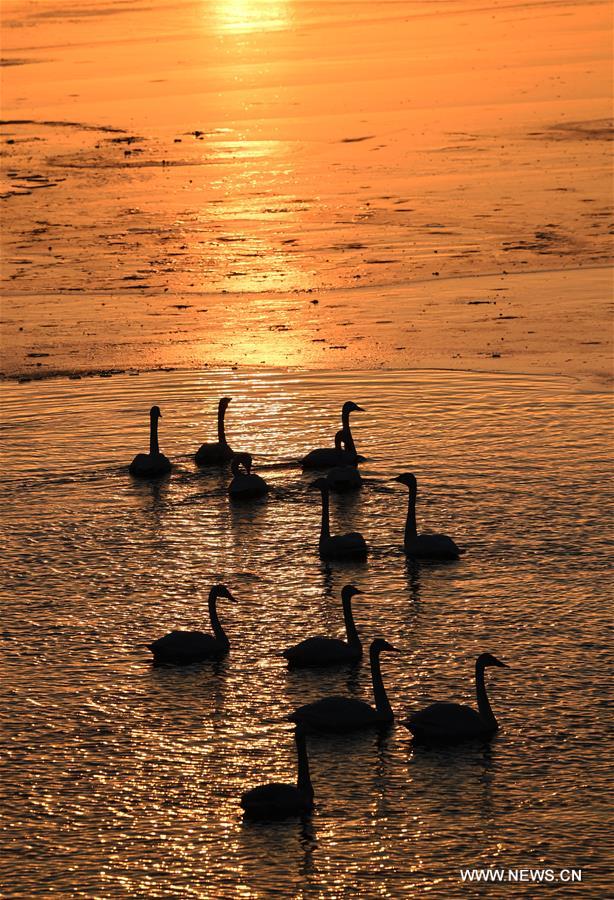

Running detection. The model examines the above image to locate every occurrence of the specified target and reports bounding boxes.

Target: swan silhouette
[282,584,363,667]
[240,725,314,819]
[129,406,172,479]
[147,584,235,665]
[228,452,268,499]
[311,477,368,559]
[394,473,462,560]
[326,431,363,492]
[301,401,364,468]
[195,397,234,466]
[288,639,398,732]
[402,653,508,743]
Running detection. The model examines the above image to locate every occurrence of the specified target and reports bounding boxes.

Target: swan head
[370,638,399,655]
[231,452,252,476]
[219,397,232,410]
[310,477,329,492]
[394,473,417,491]
[477,653,507,669]
[341,584,362,602]
[150,405,162,418]
[342,401,365,416]
[211,584,236,602]
[334,429,347,451]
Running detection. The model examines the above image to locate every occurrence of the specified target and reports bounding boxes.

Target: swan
[147,584,235,665]
[195,397,234,466]
[289,639,398,732]
[402,653,508,743]
[129,405,172,479]
[228,452,268,499]
[394,473,462,560]
[282,584,362,667]
[301,401,364,468]
[240,726,314,819]
[311,477,368,559]
[326,430,363,492]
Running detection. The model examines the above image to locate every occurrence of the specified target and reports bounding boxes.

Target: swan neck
[296,730,313,796]
[320,488,331,541]
[476,661,496,725]
[208,591,228,647]
[341,409,357,458]
[217,402,227,444]
[370,647,393,719]
[342,596,360,645]
[404,487,418,544]
[149,413,160,456]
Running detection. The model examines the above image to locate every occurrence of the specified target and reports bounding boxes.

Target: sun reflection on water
[190,134,314,295]
[210,0,292,35]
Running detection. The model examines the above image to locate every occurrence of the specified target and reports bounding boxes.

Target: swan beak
[355,405,365,412]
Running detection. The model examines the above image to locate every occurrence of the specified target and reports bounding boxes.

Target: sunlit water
[0,369,611,897]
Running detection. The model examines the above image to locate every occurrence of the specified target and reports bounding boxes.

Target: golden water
[0,368,611,896]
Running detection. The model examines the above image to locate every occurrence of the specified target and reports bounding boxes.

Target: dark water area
[0,369,611,897]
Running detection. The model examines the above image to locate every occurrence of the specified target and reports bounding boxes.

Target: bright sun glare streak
[211,0,291,34]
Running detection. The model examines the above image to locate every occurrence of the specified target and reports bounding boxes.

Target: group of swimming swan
[242,648,507,819]
[133,397,500,818]
[147,582,507,819]
[129,399,463,561]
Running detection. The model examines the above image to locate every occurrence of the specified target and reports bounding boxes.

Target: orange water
[1,0,612,377]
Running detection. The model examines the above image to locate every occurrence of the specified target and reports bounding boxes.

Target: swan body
[301,446,354,468]
[129,406,171,478]
[326,431,363,492]
[148,584,235,665]
[403,653,507,743]
[228,452,268,499]
[195,397,234,466]
[301,401,364,468]
[312,478,368,559]
[289,639,398,732]
[395,473,462,560]
[240,726,314,819]
[283,584,362,667]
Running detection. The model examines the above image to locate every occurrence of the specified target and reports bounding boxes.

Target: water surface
[0,368,611,896]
